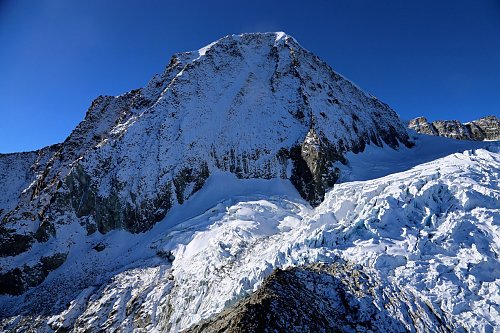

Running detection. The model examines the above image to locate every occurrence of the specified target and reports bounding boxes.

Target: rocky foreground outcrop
[408,115,499,141]
[188,263,457,333]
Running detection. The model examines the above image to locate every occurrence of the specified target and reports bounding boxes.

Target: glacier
[1,133,498,332]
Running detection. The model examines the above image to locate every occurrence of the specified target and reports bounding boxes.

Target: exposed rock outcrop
[187,263,457,333]
[408,115,500,141]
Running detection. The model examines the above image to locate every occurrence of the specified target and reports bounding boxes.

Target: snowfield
[1,134,498,332]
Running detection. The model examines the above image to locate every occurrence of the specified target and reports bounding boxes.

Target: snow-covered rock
[188,263,457,333]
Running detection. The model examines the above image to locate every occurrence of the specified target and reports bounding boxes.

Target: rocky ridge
[187,263,457,333]
[408,115,500,141]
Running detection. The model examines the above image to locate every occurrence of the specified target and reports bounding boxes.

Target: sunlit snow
[1,135,498,332]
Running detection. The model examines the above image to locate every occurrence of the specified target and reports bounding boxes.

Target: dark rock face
[433,120,472,140]
[0,228,33,257]
[470,116,500,140]
[407,117,439,136]
[408,116,500,141]
[289,129,343,205]
[187,263,457,333]
[0,252,67,295]
[0,32,411,295]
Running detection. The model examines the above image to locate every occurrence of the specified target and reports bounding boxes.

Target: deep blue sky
[1,0,499,153]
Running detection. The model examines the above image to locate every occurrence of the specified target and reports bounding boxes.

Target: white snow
[275,31,286,41]
[337,130,491,182]
[197,41,217,58]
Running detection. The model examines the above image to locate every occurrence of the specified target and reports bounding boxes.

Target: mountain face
[0,32,411,295]
[408,115,500,141]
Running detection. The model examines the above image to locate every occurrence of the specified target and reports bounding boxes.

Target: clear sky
[1,0,499,153]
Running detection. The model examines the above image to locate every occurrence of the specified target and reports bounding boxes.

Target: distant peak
[408,115,500,141]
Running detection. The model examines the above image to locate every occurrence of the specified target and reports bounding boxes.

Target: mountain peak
[207,31,293,43]
[0,33,411,298]
[2,32,412,234]
[190,32,300,63]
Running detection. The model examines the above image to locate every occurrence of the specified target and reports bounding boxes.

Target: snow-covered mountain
[0,32,410,295]
[0,32,499,332]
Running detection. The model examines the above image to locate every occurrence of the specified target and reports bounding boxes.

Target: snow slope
[1,135,498,332]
